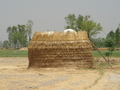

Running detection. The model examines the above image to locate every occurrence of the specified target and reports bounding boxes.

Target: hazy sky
[0,0,120,41]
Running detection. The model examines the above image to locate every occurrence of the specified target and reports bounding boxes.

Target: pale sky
[0,0,120,41]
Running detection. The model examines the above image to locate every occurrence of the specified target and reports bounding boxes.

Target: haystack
[28,30,93,68]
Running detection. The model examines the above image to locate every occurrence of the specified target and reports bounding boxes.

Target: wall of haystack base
[28,31,93,68]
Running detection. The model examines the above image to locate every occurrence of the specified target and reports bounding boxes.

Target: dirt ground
[0,57,120,90]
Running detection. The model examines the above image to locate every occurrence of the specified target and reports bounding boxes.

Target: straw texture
[28,31,93,68]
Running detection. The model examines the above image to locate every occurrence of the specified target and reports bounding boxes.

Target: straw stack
[28,31,93,68]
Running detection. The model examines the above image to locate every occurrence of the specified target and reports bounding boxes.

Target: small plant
[104,39,115,62]
[105,51,111,62]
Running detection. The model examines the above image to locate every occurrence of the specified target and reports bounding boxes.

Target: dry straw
[28,31,93,68]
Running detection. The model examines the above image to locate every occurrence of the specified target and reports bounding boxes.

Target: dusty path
[0,57,120,90]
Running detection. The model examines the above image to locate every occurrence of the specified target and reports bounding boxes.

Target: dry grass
[0,57,120,90]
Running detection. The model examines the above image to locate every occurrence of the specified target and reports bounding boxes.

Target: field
[0,50,28,57]
[93,50,120,57]
[0,50,120,90]
[0,49,120,57]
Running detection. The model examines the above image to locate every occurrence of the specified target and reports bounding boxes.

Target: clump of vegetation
[104,39,115,62]
[3,20,33,49]
[65,14,102,39]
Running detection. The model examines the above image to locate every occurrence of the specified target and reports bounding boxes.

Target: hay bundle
[28,30,93,68]
[20,47,28,50]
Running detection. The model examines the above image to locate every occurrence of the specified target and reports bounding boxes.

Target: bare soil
[0,57,120,90]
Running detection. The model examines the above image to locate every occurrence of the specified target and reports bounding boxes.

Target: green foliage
[81,21,102,38]
[104,39,115,47]
[91,38,105,48]
[2,40,9,49]
[76,14,84,31]
[106,30,115,40]
[93,51,120,57]
[0,41,2,48]
[10,32,18,48]
[6,20,33,49]
[104,39,115,61]
[64,14,102,39]
[106,27,120,47]
[115,27,120,47]
[7,25,27,48]
[91,24,120,48]
[105,51,111,61]
[105,51,111,57]
[26,20,33,42]
[65,14,76,29]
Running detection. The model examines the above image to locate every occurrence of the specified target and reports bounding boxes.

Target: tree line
[64,14,102,38]
[2,20,33,49]
[92,26,120,48]
[64,14,120,48]
[1,14,120,49]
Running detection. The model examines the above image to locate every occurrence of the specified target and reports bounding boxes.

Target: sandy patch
[0,57,120,90]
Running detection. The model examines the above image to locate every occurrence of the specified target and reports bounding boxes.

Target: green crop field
[93,50,120,57]
[0,50,28,57]
[0,49,120,57]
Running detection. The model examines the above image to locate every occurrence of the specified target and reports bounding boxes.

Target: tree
[65,14,102,39]
[115,27,120,47]
[17,25,27,47]
[105,39,115,48]
[7,26,17,47]
[0,41,2,48]
[26,20,33,42]
[91,37,105,48]
[10,32,19,48]
[2,40,9,49]
[7,26,12,42]
[106,30,115,40]
[104,39,115,61]
[17,32,27,47]
[81,20,102,38]
[7,25,28,48]
[65,14,76,29]
[76,14,84,31]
